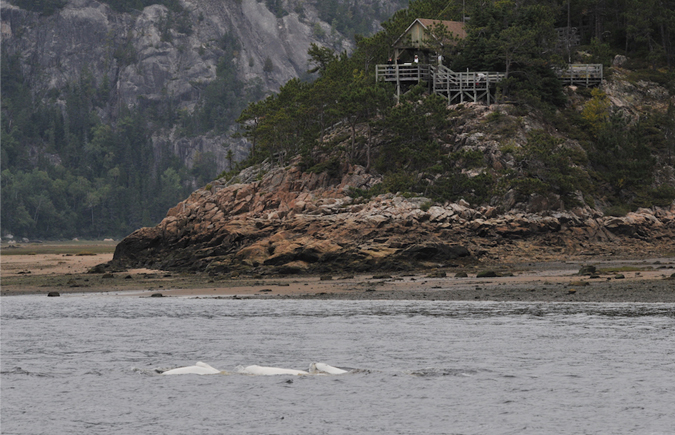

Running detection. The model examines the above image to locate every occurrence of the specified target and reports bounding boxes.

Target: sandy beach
[2,241,674,302]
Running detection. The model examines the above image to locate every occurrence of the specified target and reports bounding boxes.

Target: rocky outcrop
[109,160,675,275]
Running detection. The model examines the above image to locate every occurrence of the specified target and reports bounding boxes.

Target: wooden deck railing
[375,64,432,83]
[432,65,505,92]
[555,64,603,86]
[374,62,601,104]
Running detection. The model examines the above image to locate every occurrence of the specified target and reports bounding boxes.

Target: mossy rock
[320,275,333,281]
[614,274,625,279]
[455,272,468,278]
[578,265,597,275]
[427,271,447,278]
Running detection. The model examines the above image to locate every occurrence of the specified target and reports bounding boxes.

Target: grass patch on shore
[1,241,117,256]
[597,266,652,273]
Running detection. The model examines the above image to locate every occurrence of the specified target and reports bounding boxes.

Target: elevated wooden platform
[432,65,505,104]
[375,64,504,104]
[556,64,603,87]
[375,63,602,104]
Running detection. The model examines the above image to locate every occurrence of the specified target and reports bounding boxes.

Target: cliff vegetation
[105,0,675,275]
[1,0,406,239]
[233,0,675,215]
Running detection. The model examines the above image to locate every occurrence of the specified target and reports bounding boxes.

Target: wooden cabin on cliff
[377,19,603,105]
[377,18,504,104]
[391,18,467,64]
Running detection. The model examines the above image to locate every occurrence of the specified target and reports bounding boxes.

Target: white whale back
[161,361,222,375]
[237,365,309,376]
[309,362,349,375]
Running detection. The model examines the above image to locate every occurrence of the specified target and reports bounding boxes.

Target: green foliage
[307,43,337,75]
[581,88,611,136]
[265,0,288,18]
[263,57,274,73]
[305,157,341,178]
[588,38,613,67]
[0,46,198,239]
[451,0,567,107]
[419,200,434,212]
[647,185,675,207]
[605,204,630,217]
[589,115,657,194]
[627,69,675,94]
[504,130,591,202]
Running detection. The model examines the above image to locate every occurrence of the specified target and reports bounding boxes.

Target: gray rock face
[1,0,394,171]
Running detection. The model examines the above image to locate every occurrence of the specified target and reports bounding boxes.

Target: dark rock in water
[320,275,333,281]
[150,293,164,297]
[102,273,114,279]
[47,292,60,297]
[372,274,392,279]
[476,270,498,278]
[88,262,126,274]
[455,272,468,278]
[578,265,597,275]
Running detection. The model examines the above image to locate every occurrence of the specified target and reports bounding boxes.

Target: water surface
[2,297,674,434]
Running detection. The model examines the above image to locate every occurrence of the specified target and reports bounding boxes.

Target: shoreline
[2,244,674,302]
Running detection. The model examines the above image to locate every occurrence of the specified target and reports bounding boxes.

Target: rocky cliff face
[108,155,675,275]
[1,0,400,170]
[106,66,675,274]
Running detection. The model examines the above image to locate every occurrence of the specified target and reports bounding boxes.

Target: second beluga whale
[161,361,224,375]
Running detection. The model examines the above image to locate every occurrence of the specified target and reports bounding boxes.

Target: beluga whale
[161,361,225,375]
[236,365,309,376]
[308,362,349,375]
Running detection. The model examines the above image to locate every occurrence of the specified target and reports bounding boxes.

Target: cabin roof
[392,18,467,49]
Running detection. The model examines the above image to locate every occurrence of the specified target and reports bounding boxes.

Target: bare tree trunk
[366,124,372,173]
[350,120,356,161]
[661,22,671,69]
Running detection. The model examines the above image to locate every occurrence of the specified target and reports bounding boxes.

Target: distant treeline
[1,49,219,239]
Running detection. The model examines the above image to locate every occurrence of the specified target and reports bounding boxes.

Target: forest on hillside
[233,0,675,214]
[2,0,675,240]
[1,0,405,240]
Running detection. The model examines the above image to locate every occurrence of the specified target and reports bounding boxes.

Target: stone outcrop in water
[108,159,675,275]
